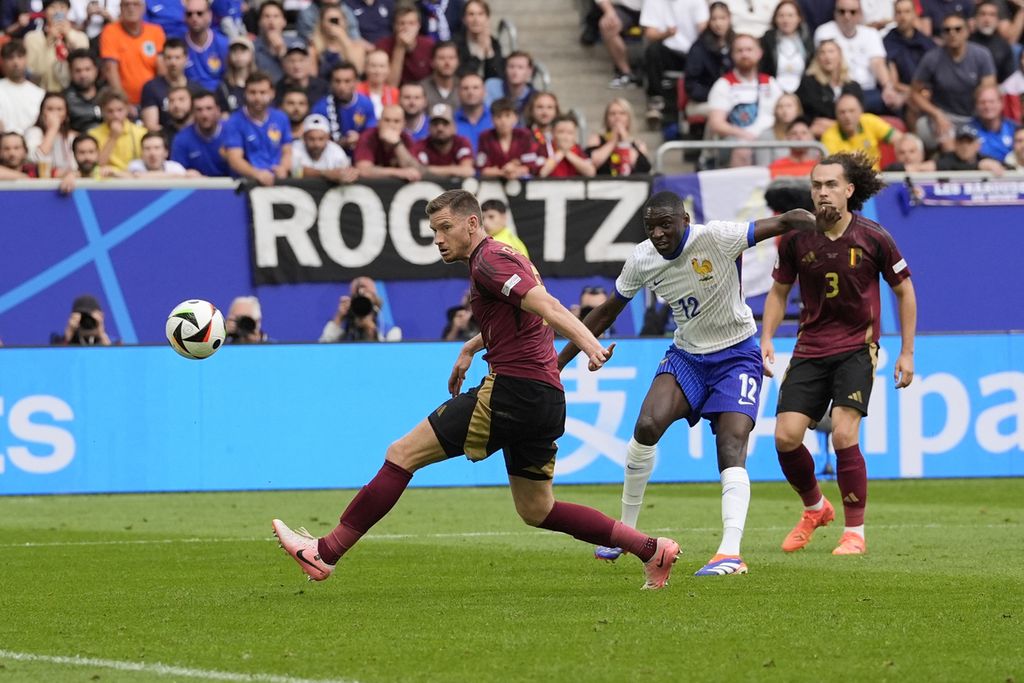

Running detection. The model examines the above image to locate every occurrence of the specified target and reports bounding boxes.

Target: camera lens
[350,295,374,318]
[236,315,257,334]
[79,312,97,330]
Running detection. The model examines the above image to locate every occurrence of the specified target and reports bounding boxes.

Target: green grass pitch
[1,478,1021,682]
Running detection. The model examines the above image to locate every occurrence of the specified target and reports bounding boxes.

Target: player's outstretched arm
[556,295,628,370]
[760,281,793,378]
[751,208,820,244]
[892,278,917,389]
[448,333,484,396]
[521,286,615,371]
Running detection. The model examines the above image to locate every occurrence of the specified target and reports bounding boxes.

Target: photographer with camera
[319,276,402,342]
[55,294,112,345]
[225,295,270,344]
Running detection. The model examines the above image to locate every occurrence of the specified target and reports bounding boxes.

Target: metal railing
[653,140,829,174]
[497,18,517,55]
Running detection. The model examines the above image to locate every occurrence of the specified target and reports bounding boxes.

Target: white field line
[0,522,1018,549]
[0,649,356,683]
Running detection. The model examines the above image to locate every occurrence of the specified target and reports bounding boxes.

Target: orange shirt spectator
[99,0,165,105]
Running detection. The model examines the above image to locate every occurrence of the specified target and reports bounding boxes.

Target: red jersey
[374,35,435,85]
[548,144,589,177]
[774,213,911,359]
[468,237,561,390]
[475,127,540,173]
[353,127,416,166]
[414,134,473,166]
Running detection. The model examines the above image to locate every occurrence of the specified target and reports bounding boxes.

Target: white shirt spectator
[707,71,784,137]
[291,138,351,172]
[69,0,121,40]
[127,158,188,175]
[0,79,46,135]
[639,0,708,54]
[722,0,776,39]
[860,0,894,30]
[612,0,643,12]
[24,126,77,174]
[814,21,886,91]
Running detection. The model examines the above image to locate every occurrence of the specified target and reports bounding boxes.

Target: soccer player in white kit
[557,190,821,576]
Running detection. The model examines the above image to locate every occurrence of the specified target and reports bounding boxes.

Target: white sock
[805,497,824,511]
[716,467,750,557]
[621,437,656,528]
[844,525,865,539]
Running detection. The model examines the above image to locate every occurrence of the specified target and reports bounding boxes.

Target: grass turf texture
[0,479,1021,683]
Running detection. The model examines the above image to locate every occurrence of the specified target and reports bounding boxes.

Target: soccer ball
[165,299,226,360]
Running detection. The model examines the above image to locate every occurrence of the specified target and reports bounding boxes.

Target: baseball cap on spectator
[428,103,454,124]
[302,114,331,134]
[229,35,254,50]
[285,39,309,56]
[955,124,979,141]
[72,294,101,313]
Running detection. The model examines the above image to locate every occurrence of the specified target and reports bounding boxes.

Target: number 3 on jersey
[825,272,839,298]
[678,296,701,319]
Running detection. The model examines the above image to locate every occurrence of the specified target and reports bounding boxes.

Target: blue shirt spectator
[344,0,395,44]
[224,105,292,170]
[312,86,377,146]
[172,122,232,176]
[185,32,230,91]
[884,19,936,86]
[146,0,187,38]
[455,105,491,152]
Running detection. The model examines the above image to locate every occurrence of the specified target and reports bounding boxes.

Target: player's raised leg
[509,475,680,590]
[273,418,448,581]
[830,405,868,555]
[776,411,835,552]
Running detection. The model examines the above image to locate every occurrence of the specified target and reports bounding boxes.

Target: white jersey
[615,220,757,354]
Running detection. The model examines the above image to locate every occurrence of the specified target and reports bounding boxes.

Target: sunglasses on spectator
[942,24,966,33]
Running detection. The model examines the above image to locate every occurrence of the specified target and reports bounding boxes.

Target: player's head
[427,190,484,263]
[642,191,689,256]
[811,152,884,214]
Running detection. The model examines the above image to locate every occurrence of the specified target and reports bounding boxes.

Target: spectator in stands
[225,296,269,344]
[883,131,937,171]
[420,40,458,109]
[127,130,192,175]
[24,0,89,93]
[64,49,103,132]
[998,2,1024,45]
[344,0,395,47]
[722,0,776,39]
[441,294,478,342]
[25,92,75,176]
[414,102,473,176]
[70,0,120,42]
[57,294,112,345]
[217,34,254,113]
[796,39,863,137]
[525,90,560,159]
[89,87,147,170]
[356,49,398,118]
[145,0,184,38]
[455,0,502,81]
[797,0,837,33]
[253,0,288,82]
[684,1,734,114]
[297,0,360,47]
[183,0,229,91]
[755,92,804,166]
[584,0,642,88]
[821,92,901,169]
[759,0,813,94]
[313,3,365,77]
[0,40,46,135]
[319,275,401,342]
[159,85,193,144]
[935,123,1007,173]
[1005,126,1024,168]
[571,286,615,336]
[912,11,996,151]
[481,198,527,256]
[276,42,329,106]
[639,0,708,129]
[140,38,192,132]
[919,0,977,37]
[538,115,595,178]
[2,0,45,40]
[971,1,1015,83]
[416,0,461,42]
[210,0,243,38]
[814,0,899,115]
[483,49,534,119]
[859,0,895,29]
[586,97,651,176]
[454,71,490,151]
[291,112,358,181]
[224,72,292,185]
[767,117,820,176]
[280,85,310,138]
[967,84,1018,160]
[0,132,37,179]
[476,97,540,178]
[313,61,377,151]
[377,5,433,87]
[58,133,107,192]
[99,0,165,106]
[171,89,231,176]
[884,0,935,113]
[706,33,783,167]
[353,102,421,179]
[399,81,429,141]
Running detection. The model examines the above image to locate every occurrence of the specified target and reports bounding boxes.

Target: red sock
[318,460,412,564]
[538,501,657,562]
[835,445,867,526]
[778,444,822,507]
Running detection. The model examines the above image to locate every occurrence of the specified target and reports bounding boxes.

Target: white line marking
[0,522,1016,549]
[0,649,356,683]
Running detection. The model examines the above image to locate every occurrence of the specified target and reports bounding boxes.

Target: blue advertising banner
[1,335,1020,495]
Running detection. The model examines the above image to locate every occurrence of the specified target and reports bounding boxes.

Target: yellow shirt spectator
[821,112,895,171]
[491,227,529,258]
[88,120,147,171]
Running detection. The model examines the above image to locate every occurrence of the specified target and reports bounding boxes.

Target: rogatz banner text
[248,177,651,283]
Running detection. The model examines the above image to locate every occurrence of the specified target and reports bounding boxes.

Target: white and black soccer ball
[165,299,226,360]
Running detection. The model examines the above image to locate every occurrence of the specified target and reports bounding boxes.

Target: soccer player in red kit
[761,152,917,556]
[273,189,681,590]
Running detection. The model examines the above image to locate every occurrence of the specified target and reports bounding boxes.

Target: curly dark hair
[815,152,886,211]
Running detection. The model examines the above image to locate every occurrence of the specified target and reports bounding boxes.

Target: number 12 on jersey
[678,296,701,319]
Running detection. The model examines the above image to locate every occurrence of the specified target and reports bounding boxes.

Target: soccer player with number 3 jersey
[762,152,917,556]
[558,190,823,577]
